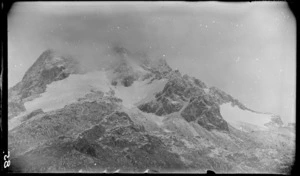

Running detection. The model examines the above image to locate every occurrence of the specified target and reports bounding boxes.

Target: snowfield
[220,103,273,130]
[113,78,167,108]
[24,70,111,112]
[24,69,167,112]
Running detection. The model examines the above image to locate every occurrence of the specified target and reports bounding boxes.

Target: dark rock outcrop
[138,71,206,116]
[209,87,248,110]
[138,69,229,131]
[181,95,229,131]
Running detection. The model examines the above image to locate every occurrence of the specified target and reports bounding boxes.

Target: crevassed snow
[113,78,167,108]
[220,103,272,130]
[24,70,110,112]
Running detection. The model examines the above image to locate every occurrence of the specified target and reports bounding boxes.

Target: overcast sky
[8,1,295,124]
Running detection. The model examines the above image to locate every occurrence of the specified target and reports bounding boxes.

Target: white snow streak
[24,70,110,112]
[220,103,272,130]
[113,78,167,108]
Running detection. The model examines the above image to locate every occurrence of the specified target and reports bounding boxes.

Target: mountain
[8,48,295,173]
[8,49,80,119]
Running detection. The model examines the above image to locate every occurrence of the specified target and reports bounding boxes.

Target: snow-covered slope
[113,78,167,108]
[220,103,274,131]
[24,70,110,112]
[24,68,167,111]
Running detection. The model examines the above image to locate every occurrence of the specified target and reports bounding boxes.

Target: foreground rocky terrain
[8,47,295,173]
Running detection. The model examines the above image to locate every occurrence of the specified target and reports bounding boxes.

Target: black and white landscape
[7,2,295,173]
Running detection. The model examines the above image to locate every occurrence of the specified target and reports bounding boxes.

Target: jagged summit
[107,47,173,87]
[8,47,285,130]
[14,49,79,100]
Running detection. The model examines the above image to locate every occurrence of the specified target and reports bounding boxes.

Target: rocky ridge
[8,48,293,173]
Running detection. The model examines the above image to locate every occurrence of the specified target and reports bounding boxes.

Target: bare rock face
[138,69,229,131]
[181,95,229,131]
[208,87,233,104]
[138,71,206,116]
[208,87,248,110]
[138,98,184,116]
[109,47,173,87]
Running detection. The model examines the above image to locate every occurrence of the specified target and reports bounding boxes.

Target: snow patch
[220,103,273,130]
[203,88,209,94]
[112,78,167,108]
[171,100,179,104]
[24,70,110,112]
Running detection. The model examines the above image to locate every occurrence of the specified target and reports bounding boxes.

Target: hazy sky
[8,2,296,124]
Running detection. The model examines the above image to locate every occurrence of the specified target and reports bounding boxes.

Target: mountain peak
[112,46,130,57]
[12,49,80,101]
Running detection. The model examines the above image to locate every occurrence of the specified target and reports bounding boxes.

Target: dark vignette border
[1,0,10,174]
[0,0,299,175]
[288,1,299,175]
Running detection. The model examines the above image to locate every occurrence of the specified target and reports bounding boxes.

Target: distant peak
[112,46,130,57]
[37,49,76,63]
[39,49,57,57]
[22,49,77,81]
[44,48,55,53]
[36,49,62,62]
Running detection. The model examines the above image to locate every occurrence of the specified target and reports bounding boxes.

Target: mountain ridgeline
[8,48,294,173]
